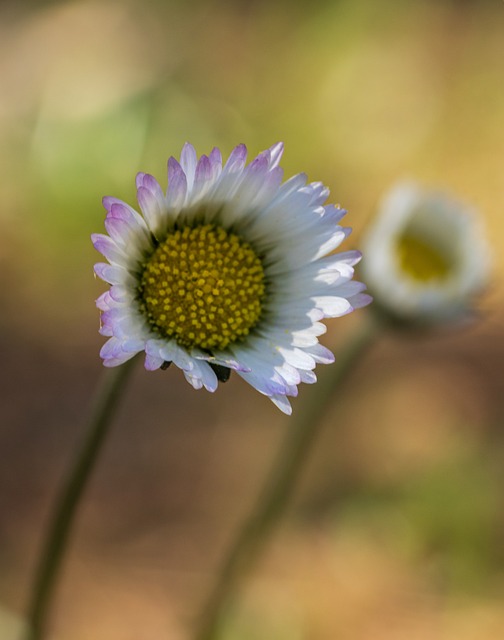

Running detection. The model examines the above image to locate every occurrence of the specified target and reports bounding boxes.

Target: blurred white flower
[361,182,490,324]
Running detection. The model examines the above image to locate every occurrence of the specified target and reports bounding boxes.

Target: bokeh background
[1,0,504,638]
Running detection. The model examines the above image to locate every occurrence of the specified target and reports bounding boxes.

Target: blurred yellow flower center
[397,233,452,282]
[139,224,265,351]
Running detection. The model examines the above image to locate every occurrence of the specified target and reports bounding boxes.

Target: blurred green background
[1,0,504,638]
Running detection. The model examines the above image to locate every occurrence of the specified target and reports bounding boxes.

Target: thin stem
[194,317,379,640]
[24,356,138,640]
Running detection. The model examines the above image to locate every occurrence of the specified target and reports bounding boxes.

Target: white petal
[180,143,198,192]
[276,346,316,370]
[267,142,284,168]
[109,285,133,303]
[299,370,317,384]
[159,342,195,372]
[269,394,292,415]
[184,359,218,392]
[311,296,353,317]
[137,186,165,233]
[191,351,251,373]
[94,263,135,286]
[305,343,335,364]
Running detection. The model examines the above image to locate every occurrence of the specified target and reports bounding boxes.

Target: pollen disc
[139,224,266,350]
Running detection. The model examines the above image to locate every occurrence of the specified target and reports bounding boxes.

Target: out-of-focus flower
[362,182,490,325]
[92,143,371,414]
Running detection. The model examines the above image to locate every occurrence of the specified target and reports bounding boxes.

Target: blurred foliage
[335,451,502,593]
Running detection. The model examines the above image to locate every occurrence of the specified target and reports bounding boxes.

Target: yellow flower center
[397,232,452,283]
[138,224,266,351]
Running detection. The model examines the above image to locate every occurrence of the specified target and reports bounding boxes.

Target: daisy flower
[362,182,490,325]
[92,143,370,414]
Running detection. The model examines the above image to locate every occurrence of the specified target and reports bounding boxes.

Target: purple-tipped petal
[222,143,247,175]
[167,157,188,208]
[193,155,212,197]
[104,217,133,245]
[99,322,113,337]
[244,153,269,179]
[348,292,373,309]
[209,147,223,171]
[145,352,164,371]
[108,203,135,224]
[140,173,165,200]
[91,233,127,266]
[94,263,124,285]
[135,174,167,231]
[306,344,335,365]
[100,307,128,326]
[103,197,145,229]
[102,354,135,367]
[299,370,317,384]
[100,337,124,359]
[103,197,135,215]
[96,290,115,311]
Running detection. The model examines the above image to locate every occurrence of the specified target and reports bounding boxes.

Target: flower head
[92,143,370,414]
[362,182,490,325]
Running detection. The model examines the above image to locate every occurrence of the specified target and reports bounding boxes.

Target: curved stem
[194,317,379,640]
[24,357,138,640]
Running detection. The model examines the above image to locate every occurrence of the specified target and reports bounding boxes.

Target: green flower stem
[24,356,138,640]
[194,316,379,640]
